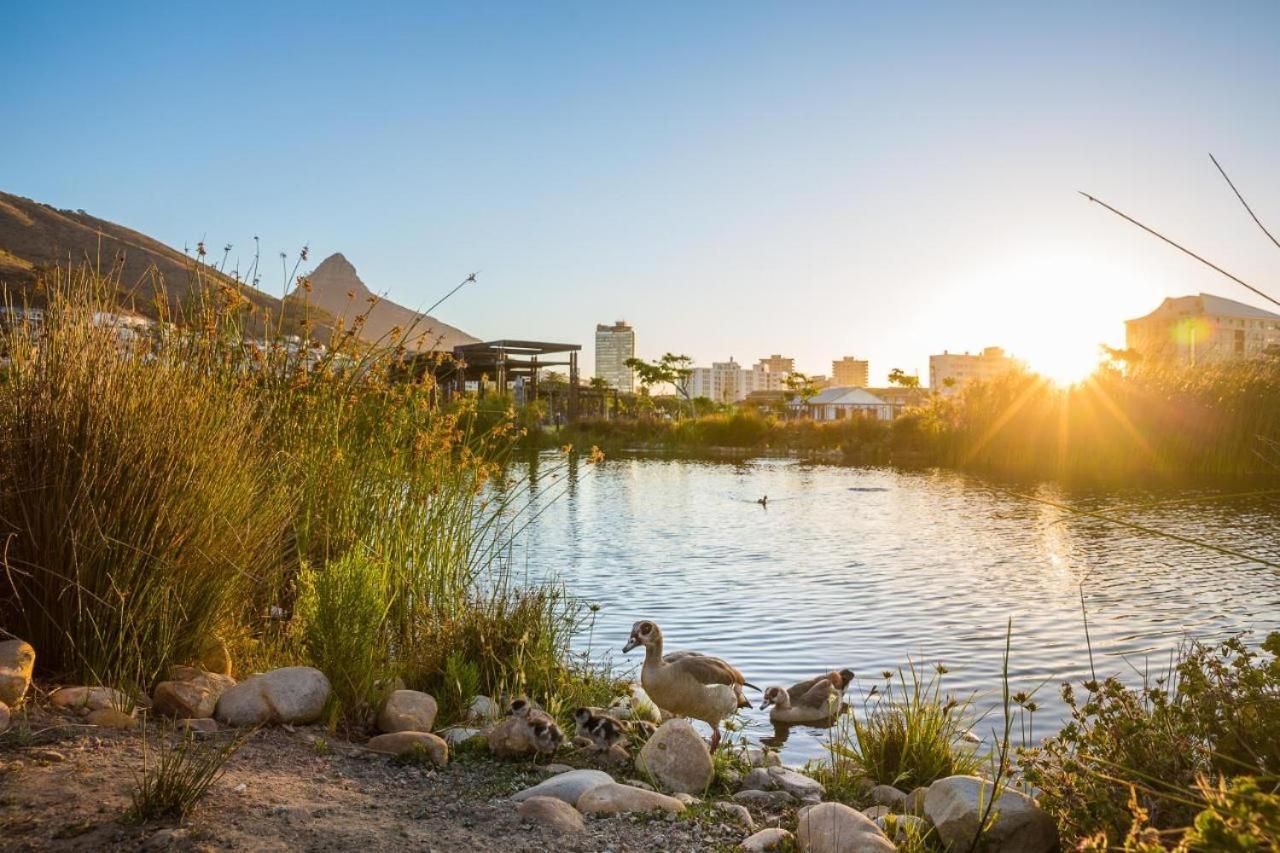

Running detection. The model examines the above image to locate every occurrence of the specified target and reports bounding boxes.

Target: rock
[875,813,929,843]
[635,718,714,794]
[625,778,655,791]
[441,727,483,747]
[576,782,686,816]
[365,731,448,766]
[467,694,500,723]
[143,827,191,850]
[487,716,534,758]
[925,775,1057,853]
[720,767,743,788]
[588,742,631,768]
[86,708,136,729]
[0,700,9,734]
[377,689,438,734]
[512,768,613,804]
[714,800,754,829]
[863,805,890,820]
[0,640,35,706]
[904,785,929,815]
[49,686,130,716]
[741,828,794,852]
[178,718,219,734]
[534,763,575,778]
[196,637,232,677]
[30,749,66,763]
[215,666,330,726]
[732,789,795,809]
[516,795,586,833]
[868,784,908,810]
[153,671,235,719]
[797,802,895,852]
[768,766,824,800]
[739,767,776,791]
[745,747,782,768]
[673,792,700,806]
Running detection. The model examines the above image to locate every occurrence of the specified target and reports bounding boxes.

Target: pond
[506,453,1280,765]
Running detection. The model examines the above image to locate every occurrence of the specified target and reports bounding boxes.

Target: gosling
[572,707,625,752]
[510,698,564,755]
[622,619,755,751]
[761,678,843,725]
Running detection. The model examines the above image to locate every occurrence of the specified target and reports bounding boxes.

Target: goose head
[835,668,855,688]
[760,686,791,710]
[622,619,661,653]
[529,719,564,753]
[572,706,594,730]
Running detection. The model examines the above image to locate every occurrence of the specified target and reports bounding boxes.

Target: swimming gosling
[761,678,842,725]
[622,619,755,752]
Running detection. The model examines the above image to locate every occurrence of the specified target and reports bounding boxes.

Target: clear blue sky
[4,2,1279,383]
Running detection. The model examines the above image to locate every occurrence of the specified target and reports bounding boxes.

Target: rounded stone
[635,718,714,794]
[516,795,586,833]
[215,666,330,726]
[0,640,35,706]
[924,775,1057,853]
[365,731,448,766]
[512,768,613,804]
[377,689,438,734]
[576,782,687,816]
[741,828,795,852]
[796,802,895,852]
[86,707,136,729]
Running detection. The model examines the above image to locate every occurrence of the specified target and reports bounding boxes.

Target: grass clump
[125,723,249,823]
[826,663,981,794]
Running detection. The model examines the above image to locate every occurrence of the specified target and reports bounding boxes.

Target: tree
[625,353,695,415]
[888,368,921,389]
[785,371,821,404]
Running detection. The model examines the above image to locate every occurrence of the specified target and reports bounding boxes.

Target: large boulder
[377,689,438,734]
[739,767,776,791]
[924,775,1057,853]
[577,782,686,816]
[50,686,130,716]
[516,795,586,833]
[797,802,896,852]
[0,640,35,706]
[512,768,613,805]
[635,718,714,793]
[742,828,795,851]
[153,670,235,719]
[487,716,534,758]
[366,731,448,766]
[214,666,330,726]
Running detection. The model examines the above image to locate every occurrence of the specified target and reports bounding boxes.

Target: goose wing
[795,677,838,710]
[786,674,826,702]
[667,651,747,687]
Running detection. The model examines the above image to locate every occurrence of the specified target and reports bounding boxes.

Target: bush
[125,724,248,823]
[1022,632,1280,848]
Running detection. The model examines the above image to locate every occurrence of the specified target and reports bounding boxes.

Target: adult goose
[622,620,754,751]
[761,670,852,725]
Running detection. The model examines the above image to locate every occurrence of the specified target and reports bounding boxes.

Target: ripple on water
[507,455,1280,764]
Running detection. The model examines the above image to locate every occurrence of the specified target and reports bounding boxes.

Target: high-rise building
[831,357,869,388]
[1125,293,1280,365]
[929,347,1020,396]
[594,321,635,392]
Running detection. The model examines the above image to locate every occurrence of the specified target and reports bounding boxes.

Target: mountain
[299,253,479,352]
[0,191,477,352]
[0,190,278,316]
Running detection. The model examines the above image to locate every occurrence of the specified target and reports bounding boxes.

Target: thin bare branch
[1079,191,1280,309]
[1210,153,1280,251]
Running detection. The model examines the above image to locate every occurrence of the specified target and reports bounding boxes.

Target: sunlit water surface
[502,454,1280,764]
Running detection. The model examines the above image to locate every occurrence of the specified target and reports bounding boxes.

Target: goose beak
[622,636,638,653]
[761,696,774,710]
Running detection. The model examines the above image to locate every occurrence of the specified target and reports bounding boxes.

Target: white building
[797,386,896,421]
[594,321,636,392]
[1125,293,1280,365]
[929,347,1021,396]
[687,354,795,402]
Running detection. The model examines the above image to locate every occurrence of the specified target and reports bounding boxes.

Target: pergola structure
[450,339,581,418]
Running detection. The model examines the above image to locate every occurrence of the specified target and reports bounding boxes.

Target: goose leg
[709,726,721,752]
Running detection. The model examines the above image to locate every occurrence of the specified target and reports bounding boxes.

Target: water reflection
[506,454,1280,764]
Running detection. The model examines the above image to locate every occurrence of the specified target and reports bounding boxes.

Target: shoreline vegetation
[1,263,1278,851]
[549,358,1280,484]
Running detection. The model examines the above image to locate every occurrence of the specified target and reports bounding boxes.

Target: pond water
[506,453,1280,764]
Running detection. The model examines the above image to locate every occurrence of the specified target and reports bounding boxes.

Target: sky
[3,1,1279,385]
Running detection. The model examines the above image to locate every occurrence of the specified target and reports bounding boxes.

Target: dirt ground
[0,703,778,852]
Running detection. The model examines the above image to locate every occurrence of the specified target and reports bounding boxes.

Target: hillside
[300,253,479,352]
[0,192,476,351]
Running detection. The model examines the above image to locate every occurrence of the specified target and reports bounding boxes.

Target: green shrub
[125,723,248,823]
[1022,632,1280,848]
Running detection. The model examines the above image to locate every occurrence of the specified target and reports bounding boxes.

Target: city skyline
[5,3,1280,385]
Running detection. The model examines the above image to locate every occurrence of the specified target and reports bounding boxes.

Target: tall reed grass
[0,262,613,724]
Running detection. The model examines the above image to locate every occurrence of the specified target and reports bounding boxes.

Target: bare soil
[0,702,774,852]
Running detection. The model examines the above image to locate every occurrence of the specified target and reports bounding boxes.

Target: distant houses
[792,387,898,421]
